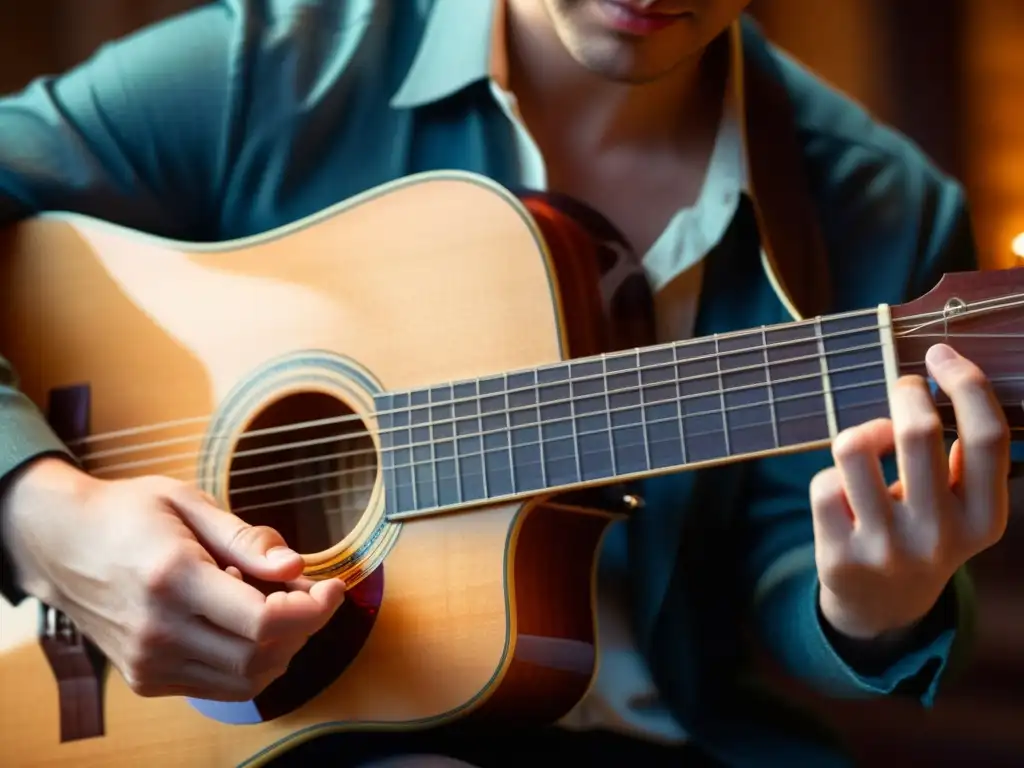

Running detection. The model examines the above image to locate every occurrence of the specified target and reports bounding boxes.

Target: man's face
[538,0,751,83]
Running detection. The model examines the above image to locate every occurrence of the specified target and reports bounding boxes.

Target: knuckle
[249,609,275,644]
[122,649,157,690]
[895,373,930,393]
[895,413,943,448]
[954,366,989,392]
[140,474,187,501]
[134,617,174,652]
[143,546,193,598]
[231,642,260,678]
[853,531,897,570]
[830,429,863,464]
[966,421,1009,452]
[809,469,841,507]
[226,523,268,558]
[906,524,946,566]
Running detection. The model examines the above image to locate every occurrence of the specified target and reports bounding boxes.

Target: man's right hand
[1,458,346,702]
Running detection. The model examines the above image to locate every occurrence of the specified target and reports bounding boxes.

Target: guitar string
[54,301,965,450]
[66,318,1024,466]
[74,327,1013,470]
[79,334,1024,476]
[225,395,1023,518]
[81,340,889,465]
[67,309,884,448]
[57,289,1024,451]
[87,363,1024,503]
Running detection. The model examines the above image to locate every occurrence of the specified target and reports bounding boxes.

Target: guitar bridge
[38,603,108,742]
[39,383,109,742]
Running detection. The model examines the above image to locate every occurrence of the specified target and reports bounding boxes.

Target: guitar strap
[736,19,833,321]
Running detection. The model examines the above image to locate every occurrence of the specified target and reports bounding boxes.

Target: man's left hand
[810,342,1010,641]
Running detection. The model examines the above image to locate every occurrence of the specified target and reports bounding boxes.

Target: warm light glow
[1014,232,1024,258]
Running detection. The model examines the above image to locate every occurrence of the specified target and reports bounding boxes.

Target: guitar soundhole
[227,391,378,555]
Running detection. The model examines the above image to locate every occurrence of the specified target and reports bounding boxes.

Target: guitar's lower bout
[463,500,613,725]
[193,498,614,734]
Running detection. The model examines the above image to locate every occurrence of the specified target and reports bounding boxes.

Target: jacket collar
[390,0,830,320]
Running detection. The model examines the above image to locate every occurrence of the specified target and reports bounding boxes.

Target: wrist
[1,456,97,602]
[818,583,926,642]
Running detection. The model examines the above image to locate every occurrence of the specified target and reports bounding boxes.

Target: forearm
[754,556,970,705]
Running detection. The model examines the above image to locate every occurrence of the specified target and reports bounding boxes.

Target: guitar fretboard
[376,308,893,518]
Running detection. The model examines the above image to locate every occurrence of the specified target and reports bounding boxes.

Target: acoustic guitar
[0,170,1019,767]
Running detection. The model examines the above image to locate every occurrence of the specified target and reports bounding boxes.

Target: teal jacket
[0,1,980,765]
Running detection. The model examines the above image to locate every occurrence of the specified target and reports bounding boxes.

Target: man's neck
[503,1,717,156]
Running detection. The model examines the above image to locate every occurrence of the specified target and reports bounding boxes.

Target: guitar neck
[378,305,899,520]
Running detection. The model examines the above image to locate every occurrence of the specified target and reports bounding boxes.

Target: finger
[285,575,347,594]
[261,578,347,639]
[809,467,855,543]
[926,344,1010,543]
[830,418,894,534]
[139,659,277,702]
[166,486,305,582]
[182,560,272,641]
[889,375,952,522]
[226,566,243,580]
[176,615,259,677]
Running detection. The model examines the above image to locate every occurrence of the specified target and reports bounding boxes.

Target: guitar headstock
[891,267,1024,432]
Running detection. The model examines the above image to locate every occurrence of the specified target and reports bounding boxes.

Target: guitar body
[0,172,653,767]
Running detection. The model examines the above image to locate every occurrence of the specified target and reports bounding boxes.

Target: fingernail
[266,546,299,564]
[926,343,959,367]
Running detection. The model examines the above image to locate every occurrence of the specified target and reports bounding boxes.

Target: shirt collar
[389,0,497,108]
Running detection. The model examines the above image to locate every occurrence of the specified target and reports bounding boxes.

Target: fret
[376,392,415,515]
[765,322,832,447]
[538,363,580,487]
[639,346,684,469]
[761,326,780,449]
[814,318,839,438]
[716,330,778,456]
[379,310,893,518]
[453,380,485,502]
[504,373,517,495]
[637,352,653,470]
[570,357,615,481]
[479,374,515,498]
[604,357,618,477]
[713,336,731,456]
[607,351,650,476]
[507,369,546,492]
[409,388,434,509]
[676,339,728,463]
[428,383,461,507]
[819,311,890,432]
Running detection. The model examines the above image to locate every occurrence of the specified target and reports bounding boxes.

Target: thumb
[167,486,305,582]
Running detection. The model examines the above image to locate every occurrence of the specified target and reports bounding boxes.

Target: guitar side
[0,172,623,767]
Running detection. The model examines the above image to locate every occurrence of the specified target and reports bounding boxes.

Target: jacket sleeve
[742,174,980,705]
[0,1,241,604]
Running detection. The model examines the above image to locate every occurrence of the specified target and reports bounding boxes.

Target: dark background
[2,1,1022,764]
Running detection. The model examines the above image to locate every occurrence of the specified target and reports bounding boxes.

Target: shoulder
[743,23,974,306]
